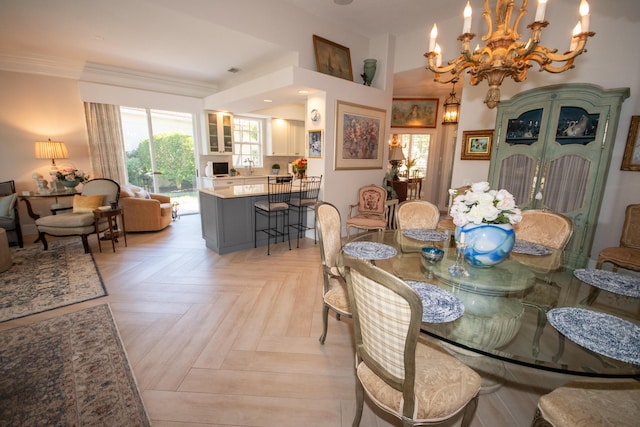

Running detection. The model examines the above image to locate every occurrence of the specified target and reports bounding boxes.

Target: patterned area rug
[0,304,150,426]
[0,240,107,322]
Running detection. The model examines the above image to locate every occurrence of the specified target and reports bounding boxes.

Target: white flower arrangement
[449,181,522,227]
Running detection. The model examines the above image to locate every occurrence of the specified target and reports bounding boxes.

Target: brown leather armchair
[119,185,172,232]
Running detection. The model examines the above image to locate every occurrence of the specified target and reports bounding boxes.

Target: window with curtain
[232,116,263,168]
[398,134,431,178]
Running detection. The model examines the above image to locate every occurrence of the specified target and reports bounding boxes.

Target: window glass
[233,117,263,168]
[399,134,431,178]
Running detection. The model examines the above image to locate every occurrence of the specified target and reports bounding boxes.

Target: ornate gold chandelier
[424,0,595,108]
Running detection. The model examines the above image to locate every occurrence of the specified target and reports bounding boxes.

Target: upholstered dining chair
[516,209,574,357]
[532,380,640,426]
[35,178,120,253]
[596,203,640,273]
[342,256,481,427]
[0,180,23,248]
[346,184,388,239]
[315,201,351,344]
[396,200,440,230]
[289,175,322,248]
[254,175,293,255]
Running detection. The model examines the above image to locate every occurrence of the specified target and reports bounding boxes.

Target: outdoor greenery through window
[233,117,263,169]
[120,107,198,214]
[399,134,431,178]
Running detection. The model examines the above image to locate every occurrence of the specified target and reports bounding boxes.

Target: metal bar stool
[254,175,293,255]
[289,175,322,248]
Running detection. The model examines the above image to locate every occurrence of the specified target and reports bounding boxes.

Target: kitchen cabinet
[205,111,234,154]
[488,84,629,261]
[267,119,305,156]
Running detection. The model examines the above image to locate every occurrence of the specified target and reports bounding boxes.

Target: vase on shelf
[362,58,377,86]
[455,223,515,267]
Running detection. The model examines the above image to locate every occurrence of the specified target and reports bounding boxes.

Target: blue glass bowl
[421,247,444,264]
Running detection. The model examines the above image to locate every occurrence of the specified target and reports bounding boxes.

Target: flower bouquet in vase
[449,181,522,268]
[291,157,307,180]
[56,168,90,191]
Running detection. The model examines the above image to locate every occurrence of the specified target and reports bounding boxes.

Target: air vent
[227,67,240,73]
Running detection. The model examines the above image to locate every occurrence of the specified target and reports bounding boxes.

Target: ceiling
[0,0,460,93]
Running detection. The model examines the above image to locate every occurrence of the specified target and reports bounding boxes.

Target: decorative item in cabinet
[489,83,629,262]
[205,111,234,154]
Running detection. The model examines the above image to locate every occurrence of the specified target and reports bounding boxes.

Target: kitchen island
[199,181,305,254]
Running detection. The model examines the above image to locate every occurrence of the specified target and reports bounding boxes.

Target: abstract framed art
[335,101,386,170]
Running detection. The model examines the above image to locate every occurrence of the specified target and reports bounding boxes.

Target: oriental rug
[0,304,150,426]
[0,240,107,322]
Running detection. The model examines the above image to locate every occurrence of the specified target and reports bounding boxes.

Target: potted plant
[229,168,237,176]
[271,163,281,175]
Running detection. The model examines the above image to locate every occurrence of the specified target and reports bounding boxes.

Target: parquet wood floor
[3,214,588,426]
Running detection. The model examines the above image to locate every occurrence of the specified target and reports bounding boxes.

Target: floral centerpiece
[56,168,90,188]
[291,157,307,178]
[449,181,522,267]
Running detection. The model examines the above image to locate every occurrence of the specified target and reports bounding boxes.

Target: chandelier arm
[482,0,494,41]
[511,0,530,40]
[425,53,468,75]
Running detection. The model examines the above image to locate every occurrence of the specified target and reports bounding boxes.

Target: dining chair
[0,180,23,248]
[406,180,419,200]
[396,200,440,230]
[289,175,322,248]
[254,175,293,255]
[532,380,640,426]
[342,256,481,427]
[35,178,120,253]
[516,209,573,357]
[346,184,388,239]
[595,203,640,273]
[315,201,351,344]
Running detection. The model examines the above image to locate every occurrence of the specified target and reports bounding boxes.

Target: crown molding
[0,51,84,79]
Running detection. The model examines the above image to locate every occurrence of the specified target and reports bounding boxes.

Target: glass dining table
[338,229,640,378]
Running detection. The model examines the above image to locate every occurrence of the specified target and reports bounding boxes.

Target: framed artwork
[312,35,353,81]
[335,101,386,170]
[308,129,323,158]
[621,115,640,171]
[391,98,439,128]
[461,129,494,160]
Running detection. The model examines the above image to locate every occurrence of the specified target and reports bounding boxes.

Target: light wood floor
[3,214,587,426]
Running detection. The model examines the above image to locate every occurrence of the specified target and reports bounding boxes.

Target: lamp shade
[389,146,406,161]
[35,139,69,165]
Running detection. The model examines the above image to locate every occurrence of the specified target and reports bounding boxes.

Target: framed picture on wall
[621,115,640,171]
[461,129,494,160]
[335,100,386,170]
[308,130,322,158]
[312,35,353,81]
[391,98,439,128]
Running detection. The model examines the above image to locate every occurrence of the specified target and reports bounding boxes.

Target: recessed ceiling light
[263,99,273,103]
[298,90,309,94]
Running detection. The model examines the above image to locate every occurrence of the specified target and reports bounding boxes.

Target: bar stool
[254,175,293,255]
[289,175,322,248]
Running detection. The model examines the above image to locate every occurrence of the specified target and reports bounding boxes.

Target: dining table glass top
[340,230,640,378]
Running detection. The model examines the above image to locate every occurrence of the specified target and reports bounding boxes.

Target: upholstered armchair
[596,204,640,272]
[119,185,172,232]
[346,184,388,239]
[35,178,120,253]
[0,180,23,248]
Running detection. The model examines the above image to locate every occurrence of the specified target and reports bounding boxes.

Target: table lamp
[389,146,405,180]
[35,139,69,191]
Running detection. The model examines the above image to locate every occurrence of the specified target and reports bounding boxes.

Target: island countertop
[199,181,302,199]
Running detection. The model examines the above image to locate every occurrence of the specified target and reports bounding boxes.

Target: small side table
[94,207,127,253]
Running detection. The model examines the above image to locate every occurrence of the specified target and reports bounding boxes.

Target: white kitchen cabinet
[205,111,234,154]
[267,119,305,156]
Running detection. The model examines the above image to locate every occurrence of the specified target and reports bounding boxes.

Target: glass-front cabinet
[489,84,629,260]
[205,111,234,154]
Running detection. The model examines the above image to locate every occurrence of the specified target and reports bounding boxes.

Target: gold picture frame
[312,35,353,81]
[461,129,494,160]
[308,130,322,158]
[621,115,640,171]
[335,101,386,170]
[391,98,439,128]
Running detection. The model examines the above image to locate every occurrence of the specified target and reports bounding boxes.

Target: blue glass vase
[455,223,515,267]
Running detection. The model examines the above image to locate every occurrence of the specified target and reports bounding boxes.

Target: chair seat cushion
[597,247,640,271]
[356,337,480,421]
[347,216,386,229]
[36,212,95,228]
[538,380,640,426]
[324,276,350,313]
[255,200,289,211]
[290,197,316,207]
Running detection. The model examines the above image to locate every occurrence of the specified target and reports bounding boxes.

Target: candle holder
[448,241,469,277]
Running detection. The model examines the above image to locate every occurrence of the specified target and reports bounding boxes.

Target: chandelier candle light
[425,0,594,108]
